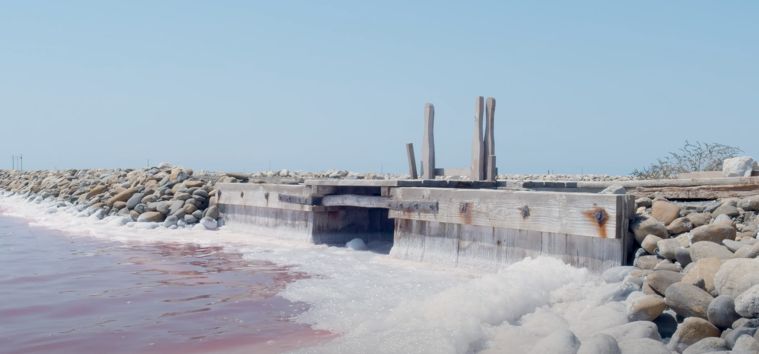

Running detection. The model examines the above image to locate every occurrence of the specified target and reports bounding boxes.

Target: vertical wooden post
[422,103,435,179]
[485,97,496,181]
[471,96,485,180]
[487,155,496,181]
[406,143,418,179]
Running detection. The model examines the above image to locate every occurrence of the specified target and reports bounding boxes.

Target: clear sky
[1,1,757,175]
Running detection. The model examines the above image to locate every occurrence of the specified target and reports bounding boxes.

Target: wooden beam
[389,187,635,239]
[422,103,435,179]
[406,143,418,179]
[484,97,496,180]
[321,194,438,213]
[486,155,496,181]
[471,96,485,180]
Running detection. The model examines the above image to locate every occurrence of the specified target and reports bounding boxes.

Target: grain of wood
[422,103,436,179]
[471,96,485,180]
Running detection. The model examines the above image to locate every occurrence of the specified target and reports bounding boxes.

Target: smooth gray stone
[126,192,144,209]
[577,334,620,354]
[707,295,740,329]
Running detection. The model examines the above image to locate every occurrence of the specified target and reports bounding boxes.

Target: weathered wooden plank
[320,194,438,213]
[216,183,321,211]
[486,155,496,182]
[434,167,469,177]
[278,194,322,205]
[484,97,496,180]
[389,187,634,238]
[632,184,759,200]
[406,143,418,179]
[471,96,485,181]
[422,103,436,179]
[390,219,626,272]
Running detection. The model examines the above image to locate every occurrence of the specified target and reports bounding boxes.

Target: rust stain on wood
[583,206,609,238]
[459,202,473,224]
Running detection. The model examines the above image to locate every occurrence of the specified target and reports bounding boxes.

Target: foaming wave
[0,193,627,354]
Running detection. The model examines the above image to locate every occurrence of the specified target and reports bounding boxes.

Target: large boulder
[722,156,754,177]
[652,200,681,225]
[85,184,108,199]
[689,241,734,262]
[707,295,740,329]
[711,203,740,218]
[714,258,759,297]
[733,335,759,352]
[734,242,759,258]
[653,313,678,339]
[686,213,711,227]
[735,284,759,318]
[632,218,668,243]
[667,317,720,352]
[664,282,714,319]
[681,257,722,296]
[125,192,145,209]
[690,224,736,244]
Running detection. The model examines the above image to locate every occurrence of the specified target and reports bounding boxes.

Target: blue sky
[1,1,757,174]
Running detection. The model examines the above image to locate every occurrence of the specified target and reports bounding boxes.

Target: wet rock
[735,284,759,318]
[633,218,668,243]
[707,295,740,329]
[668,317,720,352]
[137,211,164,222]
[691,224,736,244]
[204,205,219,219]
[577,333,620,354]
[627,294,665,321]
[163,215,178,227]
[714,258,759,297]
[192,210,203,220]
[183,214,198,224]
[690,241,734,262]
[200,217,218,230]
[665,282,713,319]
[681,337,728,354]
[652,200,681,225]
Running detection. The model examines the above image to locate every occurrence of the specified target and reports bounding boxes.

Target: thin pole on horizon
[19,154,22,171]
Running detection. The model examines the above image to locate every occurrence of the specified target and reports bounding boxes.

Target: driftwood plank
[422,103,436,179]
[406,143,418,179]
[471,96,485,180]
[388,187,634,239]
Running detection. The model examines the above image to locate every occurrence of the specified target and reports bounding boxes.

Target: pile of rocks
[0,165,225,230]
[610,194,759,352]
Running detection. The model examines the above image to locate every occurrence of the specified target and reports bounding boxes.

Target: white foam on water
[0,193,630,354]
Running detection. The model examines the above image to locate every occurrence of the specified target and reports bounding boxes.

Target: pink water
[0,214,331,354]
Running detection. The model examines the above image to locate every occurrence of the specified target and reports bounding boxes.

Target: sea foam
[0,192,629,354]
